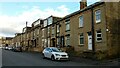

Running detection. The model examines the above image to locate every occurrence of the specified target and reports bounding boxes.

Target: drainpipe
[91,8,95,52]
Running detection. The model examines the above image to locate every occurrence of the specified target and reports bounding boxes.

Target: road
[2,49,89,66]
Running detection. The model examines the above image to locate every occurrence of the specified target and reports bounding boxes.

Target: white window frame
[34,20,40,26]
[48,38,50,47]
[65,20,70,31]
[37,29,39,35]
[79,15,84,27]
[52,27,55,35]
[57,25,60,33]
[79,33,84,45]
[48,27,50,35]
[95,10,101,23]
[42,29,44,37]
[44,20,47,27]
[96,30,102,42]
[65,36,70,46]
[48,17,52,25]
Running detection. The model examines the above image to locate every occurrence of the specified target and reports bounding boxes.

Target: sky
[0,0,101,37]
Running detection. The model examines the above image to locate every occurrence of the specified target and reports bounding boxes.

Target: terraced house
[0,37,13,47]
[42,16,61,48]
[14,33,22,47]
[22,26,32,51]
[10,1,119,59]
[53,1,120,59]
[30,19,43,52]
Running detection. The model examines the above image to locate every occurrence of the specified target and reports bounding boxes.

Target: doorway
[88,32,92,50]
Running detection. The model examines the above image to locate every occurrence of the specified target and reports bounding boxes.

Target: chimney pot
[80,0,87,9]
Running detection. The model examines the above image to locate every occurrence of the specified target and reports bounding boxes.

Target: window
[96,30,102,42]
[42,39,44,47]
[52,27,54,35]
[65,36,70,46]
[65,19,70,31]
[44,20,47,27]
[95,10,101,23]
[48,17,52,25]
[33,20,40,26]
[80,33,84,45]
[48,27,50,36]
[57,25,60,33]
[34,30,35,37]
[48,38,50,47]
[37,29,39,35]
[42,29,44,37]
[57,38,60,46]
[79,15,83,27]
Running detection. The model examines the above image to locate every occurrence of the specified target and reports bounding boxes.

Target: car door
[44,48,49,58]
[47,49,53,58]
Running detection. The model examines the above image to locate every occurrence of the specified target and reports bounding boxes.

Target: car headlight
[55,54,60,56]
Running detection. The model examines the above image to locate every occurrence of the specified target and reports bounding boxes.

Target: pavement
[27,51,120,66]
[70,56,120,66]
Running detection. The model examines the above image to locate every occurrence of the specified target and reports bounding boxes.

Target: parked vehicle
[5,46,9,50]
[8,46,13,50]
[12,46,22,52]
[42,47,69,61]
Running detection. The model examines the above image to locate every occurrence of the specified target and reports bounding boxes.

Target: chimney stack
[80,0,87,9]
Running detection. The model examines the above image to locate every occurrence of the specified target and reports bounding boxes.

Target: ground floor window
[42,39,44,47]
[79,33,84,45]
[47,38,50,47]
[57,38,60,47]
[96,30,102,42]
[65,36,70,46]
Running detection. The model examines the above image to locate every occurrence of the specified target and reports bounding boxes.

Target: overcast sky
[0,0,101,37]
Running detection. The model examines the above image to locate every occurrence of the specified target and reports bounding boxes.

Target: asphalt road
[2,49,89,66]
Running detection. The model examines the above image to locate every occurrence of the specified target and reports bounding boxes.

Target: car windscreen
[51,48,61,52]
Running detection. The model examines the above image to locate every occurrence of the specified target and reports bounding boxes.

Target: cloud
[0,27,18,36]
[0,5,69,37]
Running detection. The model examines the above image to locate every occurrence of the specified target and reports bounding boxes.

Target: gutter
[91,8,95,52]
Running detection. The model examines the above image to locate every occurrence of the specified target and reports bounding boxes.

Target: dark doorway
[61,36,64,47]
[34,39,36,47]
[52,38,55,47]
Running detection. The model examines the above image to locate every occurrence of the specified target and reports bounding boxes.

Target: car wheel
[42,53,45,59]
[51,55,55,61]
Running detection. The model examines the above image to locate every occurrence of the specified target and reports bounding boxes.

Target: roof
[56,2,104,23]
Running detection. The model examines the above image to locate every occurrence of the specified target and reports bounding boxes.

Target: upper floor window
[23,28,26,33]
[95,10,101,23]
[42,29,44,37]
[33,20,40,26]
[52,27,55,35]
[57,25,60,33]
[79,15,84,27]
[34,30,35,37]
[48,27,50,36]
[65,19,70,31]
[65,36,70,46]
[37,29,39,35]
[44,20,47,27]
[79,33,84,45]
[96,30,102,42]
[48,17,52,25]
[48,27,50,33]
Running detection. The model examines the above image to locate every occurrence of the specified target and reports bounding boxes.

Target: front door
[88,35,92,50]
[52,38,55,47]
[61,36,64,47]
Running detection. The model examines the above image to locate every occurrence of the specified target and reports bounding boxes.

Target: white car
[42,47,69,61]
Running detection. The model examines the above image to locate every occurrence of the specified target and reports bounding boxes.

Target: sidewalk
[70,56,120,66]
[24,51,119,66]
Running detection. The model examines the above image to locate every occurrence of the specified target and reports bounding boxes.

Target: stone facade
[7,2,119,59]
